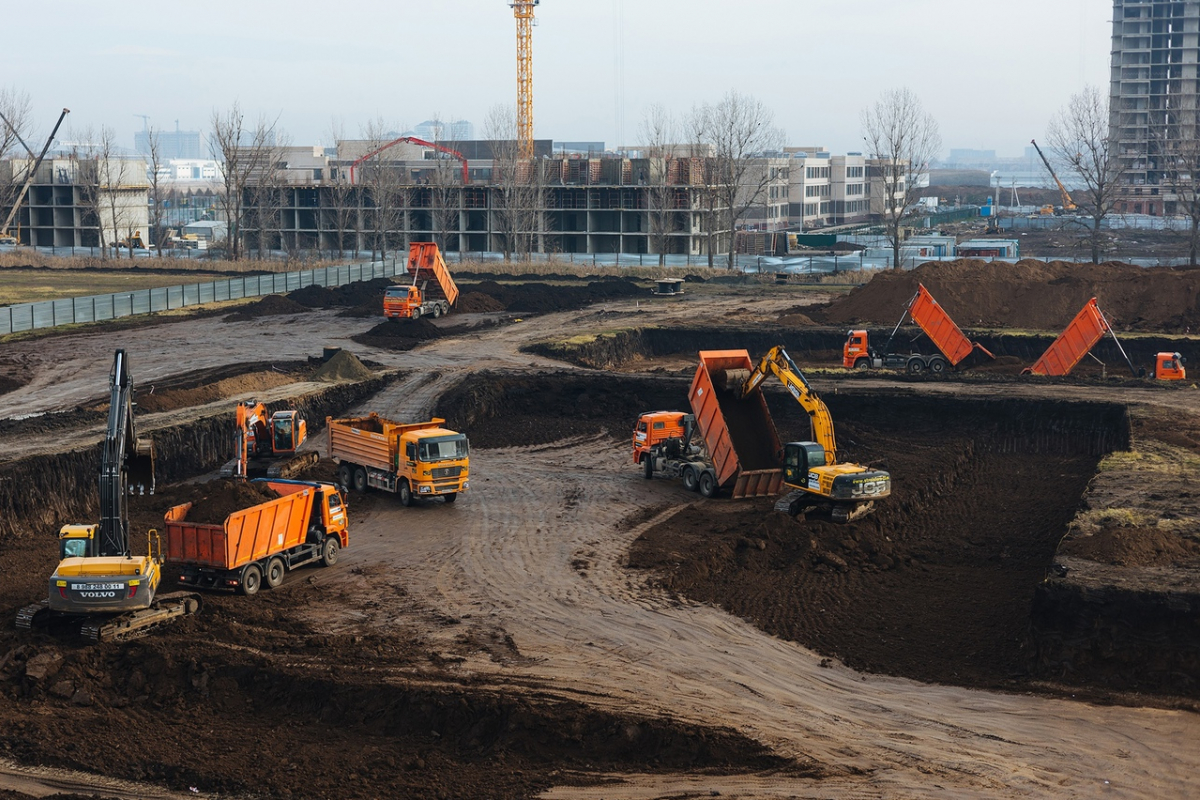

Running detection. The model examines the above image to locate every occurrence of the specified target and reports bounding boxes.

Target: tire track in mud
[341,436,1200,799]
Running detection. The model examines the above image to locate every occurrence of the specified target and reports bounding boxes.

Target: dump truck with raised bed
[843,283,995,376]
[328,413,469,506]
[383,241,460,321]
[635,350,784,499]
[16,349,201,641]
[219,400,318,480]
[1022,297,1186,379]
[726,346,891,523]
[164,479,347,596]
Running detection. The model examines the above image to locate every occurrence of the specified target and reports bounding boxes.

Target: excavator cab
[271,410,306,454]
[58,525,96,559]
[1156,352,1186,381]
[783,443,827,487]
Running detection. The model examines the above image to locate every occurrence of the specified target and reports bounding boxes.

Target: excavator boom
[1030,138,1076,212]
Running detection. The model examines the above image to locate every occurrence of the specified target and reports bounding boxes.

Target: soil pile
[183,480,279,524]
[313,349,373,382]
[776,306,818,327]
[457,291,507,313]
[288,277,393,310]
[350,317,446,352]
[466,279,644,313]
[223,294,311,322]
[134,364,308,414]
[818,258,1200,333]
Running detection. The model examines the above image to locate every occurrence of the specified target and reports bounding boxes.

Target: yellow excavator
[724,345,891,523]
[17,349,200,641]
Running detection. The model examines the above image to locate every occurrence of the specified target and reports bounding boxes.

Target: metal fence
[0,259,402,335]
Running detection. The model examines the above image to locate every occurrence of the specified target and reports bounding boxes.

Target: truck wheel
[412,307,422,320]
[443,492,457,504]
[854,358,870,370]
[642,455,653,479]
[240,564,262,596]
[441,302,450,317]
[320,537,340,567]
[398,480,413,507]
[682,467,699,492]
[265,557,285,589]
[431,304,442,319]
[353,466,368,493]
[337,464,353,488]
[698,471,718,498]
[906,358,925,376]
[928,356,948,376]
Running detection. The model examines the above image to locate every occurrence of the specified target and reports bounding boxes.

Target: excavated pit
[437,369,1200,702]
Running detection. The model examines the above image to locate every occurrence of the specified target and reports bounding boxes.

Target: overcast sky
[4,0,1110,158]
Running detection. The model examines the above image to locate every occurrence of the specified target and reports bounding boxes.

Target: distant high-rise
[1109,0,1200,215]
[134,129,202,160]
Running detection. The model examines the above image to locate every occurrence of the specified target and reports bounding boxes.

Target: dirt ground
[0,260,1198,799]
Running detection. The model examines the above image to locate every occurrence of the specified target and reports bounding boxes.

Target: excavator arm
[98,349,155,558]
[733,346,837,465]
[1030,139,1076,212]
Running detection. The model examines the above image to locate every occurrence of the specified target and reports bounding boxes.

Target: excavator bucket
[1024,298,1107,377]
[128,437,155,493]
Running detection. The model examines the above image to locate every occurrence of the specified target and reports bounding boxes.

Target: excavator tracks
[17,594,201,643]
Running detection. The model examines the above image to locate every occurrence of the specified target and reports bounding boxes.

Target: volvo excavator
[16,349,200,641]
[724,346,891,523]
[219,400,316,480]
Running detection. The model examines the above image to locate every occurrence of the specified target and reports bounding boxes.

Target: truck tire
[698,471,718,498]
[854,358,870,370]
[443,492,457,504]
[240,563,263,596]
[431,304,442,319]
[412,306,422,320]
[642,455,653,479]
[682,467,699,492]
[398,480,413,507]
[906,357,925,376]
[337,463,353,489]
[265,557,285,589]
[321,537,340,567]
[441,302,450,317]
[353,466,368,493]
[928,356,949,376]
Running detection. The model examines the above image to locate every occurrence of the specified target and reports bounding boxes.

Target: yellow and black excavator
[17,349,200,641]
[1030,138,1077,214]
[724,345,891,523]
[219,400,316,480]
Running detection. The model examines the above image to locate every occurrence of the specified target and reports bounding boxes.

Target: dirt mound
[457,291,507,313]
[818,258,1200,333]
[1058,525,1200,568]
[466,279,644,313]
[183,480,279,525]
[313,349,373,382]
[134,364,309,414]
[776,306,818,327]
[350,317,445,352]
[223,294,311,322]
[288,277,393,309]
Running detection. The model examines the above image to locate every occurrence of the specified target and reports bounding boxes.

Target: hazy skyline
[4,0,1109,158]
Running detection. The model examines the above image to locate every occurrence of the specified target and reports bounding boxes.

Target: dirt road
[2,289,1198,798]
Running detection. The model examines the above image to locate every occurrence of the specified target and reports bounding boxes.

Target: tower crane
[509,0,538,160]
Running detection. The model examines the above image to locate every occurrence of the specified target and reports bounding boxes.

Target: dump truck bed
[690,350,784,498]
[327,414,451,474]
[164,482,315,571]
[407,242,460,307]
[909,284,993,366]
[1025,298,1108,376]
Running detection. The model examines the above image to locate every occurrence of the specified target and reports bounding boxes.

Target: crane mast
[510,0,538,160]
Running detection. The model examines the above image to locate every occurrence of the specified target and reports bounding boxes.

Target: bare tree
[639,104,679,265]
[428,112,463,252]
[210,102,278,260]
[325,121,358,259]
[861,88,942,270]
[1159,129,1200,265]
[485,104,542,260]
[0,87,33,233]
[688,90,784,269]
[360,118,408,261]
[1046,86,1125,265]
[144,127,166,257]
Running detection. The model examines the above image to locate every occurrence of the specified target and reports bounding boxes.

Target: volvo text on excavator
[723,346,891,523]
[16,349,200,641]
[219,400,317,480]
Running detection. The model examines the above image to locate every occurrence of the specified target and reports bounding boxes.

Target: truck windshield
[418,434,468,462]
[384,287,407,299]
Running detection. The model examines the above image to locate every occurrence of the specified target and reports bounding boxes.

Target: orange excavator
[219,401,318,480]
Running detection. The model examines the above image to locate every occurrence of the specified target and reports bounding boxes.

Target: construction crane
[0,107,69,245]
[134,114,150,132]
[1030,138,1077,213]
[509,0,538,160]
[346,136,469,184]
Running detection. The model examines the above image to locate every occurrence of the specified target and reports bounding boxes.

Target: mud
[350,318,446,352]
[817,258,1200,334]
[222,293,311,321]
[179,480,280,525]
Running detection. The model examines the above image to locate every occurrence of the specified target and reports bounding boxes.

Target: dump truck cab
[400,427,470,499]
[843,330,870,369]
[383,284,422,319]
[633,411,690,464]
[1156,352,1186,380]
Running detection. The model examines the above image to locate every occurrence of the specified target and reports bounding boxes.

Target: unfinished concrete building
[1110,0,1200,215]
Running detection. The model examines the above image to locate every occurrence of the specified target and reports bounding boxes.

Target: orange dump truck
[843,283,994,375]
[383,242,460,320]
[328,414,469,506]
[1024,297,1186,379]
[634,350,783,499]
[164,480,348,596]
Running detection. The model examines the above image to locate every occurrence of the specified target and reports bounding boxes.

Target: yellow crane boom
[509,0,538,160]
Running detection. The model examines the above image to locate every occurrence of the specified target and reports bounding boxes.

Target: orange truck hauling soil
[165,480,348,596]
[327,414,469,506]
[635,350,784,499]
[1023,297,1187,379]
[843,283,995,375]
[383,242,460,321]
